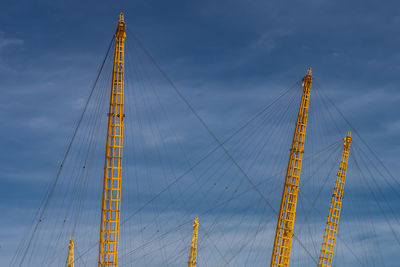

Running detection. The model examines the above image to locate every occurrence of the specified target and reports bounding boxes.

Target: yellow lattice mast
[318,132,352,267]
[98,12,126,267]
[270,68,312,267]
[67,237,74,267]
[188,216,199,267]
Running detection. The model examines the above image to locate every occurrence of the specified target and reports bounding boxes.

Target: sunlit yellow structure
[318,132,352,267]
[270,68,312,267]
[98,12,126,267]
[67,237,74,267]
[188,216,199,267]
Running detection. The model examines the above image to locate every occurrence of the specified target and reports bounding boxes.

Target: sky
[1,0,400,266]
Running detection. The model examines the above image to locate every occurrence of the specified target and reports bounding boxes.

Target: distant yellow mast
[188,217,199,267]
[270,68,312,267]
[98,12,126,267]
[67,237,74,267]
[318,132,352,267]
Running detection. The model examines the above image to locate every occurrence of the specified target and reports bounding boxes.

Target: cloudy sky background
[1,0,400,266]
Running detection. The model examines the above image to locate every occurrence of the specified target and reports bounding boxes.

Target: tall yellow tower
[270,68,312,267]
[98,12,126,267]
[188,217,199,267]
[318,132,352,267]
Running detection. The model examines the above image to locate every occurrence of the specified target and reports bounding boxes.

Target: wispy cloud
[0,31,23,49]
[252,28,292,53]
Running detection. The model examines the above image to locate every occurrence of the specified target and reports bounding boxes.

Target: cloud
[0,31,23,49]
[253,28,292,53]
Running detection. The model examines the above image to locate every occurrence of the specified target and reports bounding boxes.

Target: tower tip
[307,67,312,75]
[344,131,352,145]
[69,237,74,248]
[119,12,124,23]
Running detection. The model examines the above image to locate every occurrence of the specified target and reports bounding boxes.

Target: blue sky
[1,0,400,266]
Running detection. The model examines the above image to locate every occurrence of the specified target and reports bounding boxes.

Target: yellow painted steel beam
[188,217,199,267]
[98,12,126,267]
[67,237,74,267]
[318,132,352,267]
[270,68,313,267]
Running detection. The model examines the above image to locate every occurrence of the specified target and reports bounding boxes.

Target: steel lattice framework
[98,12,126,267]
[270,68,313,267]
[318,132,352,267]
[188,217,199,267]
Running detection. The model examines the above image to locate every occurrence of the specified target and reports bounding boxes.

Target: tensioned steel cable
[307,81,399,265]
[119,82,298,226]
[71,77,298,265]
[36,67,110,267]
[356,154,387,267]
[73,142,346,265]
[351,149,400,244]
[315,80,400,242]
[127,28,318,264]
[122,54,300,264]
[129,53,170,266]
[314,79,400,188]
[354,139,400,199]
[13,36,115,267]
[295,141,342,236]
[28,40,114,267]
[191,83,302,262]
[72,32,302,265]
[355,145,400,225]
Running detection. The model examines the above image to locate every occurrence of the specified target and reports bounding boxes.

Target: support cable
[314,80,400,189]
[13,36,114,267]
[127,29,318,264]
[350,148,400,245]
